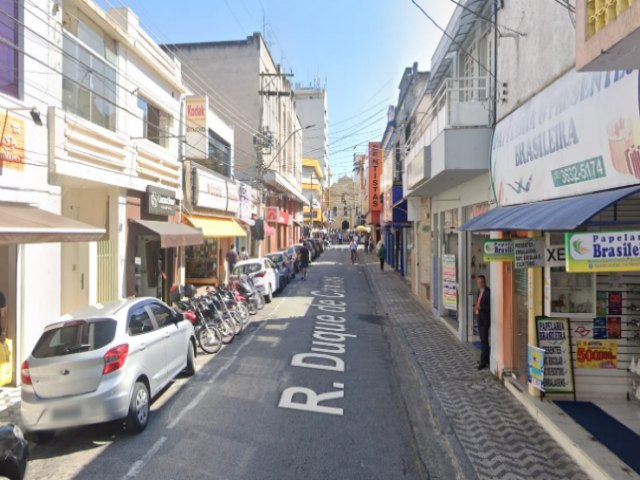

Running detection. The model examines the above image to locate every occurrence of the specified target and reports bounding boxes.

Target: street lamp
[263,124,315,171]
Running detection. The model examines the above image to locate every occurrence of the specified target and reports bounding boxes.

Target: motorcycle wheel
[197,325,223,354]
[220,318,236,344]
[230,312,243,334]
[248,300,258,315]
[237,303,250,324]
[255,293,265,310]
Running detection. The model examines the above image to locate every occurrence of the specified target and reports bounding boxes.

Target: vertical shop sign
[527,345,545,392]
[536,317,574,393]
[185,96,208,160]
[442,255,457,311]
[368,142,382,212]
[576,339,617,369]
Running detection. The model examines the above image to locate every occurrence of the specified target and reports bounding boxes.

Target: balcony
[577,0,640,71]
[404,77,493,196]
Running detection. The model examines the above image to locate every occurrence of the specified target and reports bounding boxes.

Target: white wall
[497,0,576,121]
[295,89,328,173]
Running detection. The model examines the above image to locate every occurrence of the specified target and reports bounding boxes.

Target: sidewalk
[364,257,587,480]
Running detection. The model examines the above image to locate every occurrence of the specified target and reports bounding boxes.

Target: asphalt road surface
[26,246,457,480]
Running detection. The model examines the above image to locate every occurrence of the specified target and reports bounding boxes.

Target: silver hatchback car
[21,298,196,441]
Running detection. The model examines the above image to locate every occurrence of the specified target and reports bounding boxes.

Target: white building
[294,86,329,175]
[0,0,205,386]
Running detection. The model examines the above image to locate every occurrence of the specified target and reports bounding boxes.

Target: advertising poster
[513,238,545,268]
[608,291,622,314]
[607,317,622,339]
[566,231,640,273]
[442,255,457,311]
[0,113,25,172]
[527,345,545,392]
[491,70,640,207]
[593,317,607,339]
[483,239,514,262]
[536,317,574,393]
[576,339,618,369]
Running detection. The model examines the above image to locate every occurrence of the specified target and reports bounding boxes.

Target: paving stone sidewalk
[364,259,585,480]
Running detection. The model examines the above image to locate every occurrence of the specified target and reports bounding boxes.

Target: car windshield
[32,319,117,358]
[234,263,262,275]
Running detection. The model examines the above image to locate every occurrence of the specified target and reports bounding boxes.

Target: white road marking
[166,387,210,429]
[122,436,167,478]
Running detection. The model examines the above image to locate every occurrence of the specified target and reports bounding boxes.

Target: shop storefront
[183,164,247,284]
[126,187,203,302]
[461,68,640,422]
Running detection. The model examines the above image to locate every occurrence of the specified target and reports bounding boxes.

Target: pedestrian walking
[239,246,249,261]
[475,275,491,370]
[378,242,386,270]
[299,239,310,280]
[226,245,238,279]
[349,238,358,264]
[369,237,374,254]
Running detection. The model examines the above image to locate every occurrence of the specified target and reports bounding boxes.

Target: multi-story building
[401,2,495,344]
[164,34,307,254]
[302,158,325,229]
[0,0,205,386]
[461,0,640,415]
[294,85,329,176]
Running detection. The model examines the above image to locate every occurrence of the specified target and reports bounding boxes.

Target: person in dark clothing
[476,275,491,370]
[299,239,310,280]
[377,243,386,271]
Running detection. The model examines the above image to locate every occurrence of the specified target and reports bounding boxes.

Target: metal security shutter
[97,239,116,303]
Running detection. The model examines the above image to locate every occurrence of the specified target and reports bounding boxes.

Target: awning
[460,186,640,232]
[132,219,203,248]
[0,203,105,244]
[184,215,246,238]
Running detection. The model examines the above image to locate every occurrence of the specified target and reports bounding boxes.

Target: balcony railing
[587,0,637,37]
[404,76,491,189]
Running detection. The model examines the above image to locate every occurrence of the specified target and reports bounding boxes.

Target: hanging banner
[565,231,640,272]
[185,96,208,160]
[483,239,514,262]
[536,317,574,393]
[576,339,618,369]
[442,254,457,311]
[368,142,382,212]
[492,69,640,206]
[527,345,545,392]
[0,113,25,173]
[513,238,545,268]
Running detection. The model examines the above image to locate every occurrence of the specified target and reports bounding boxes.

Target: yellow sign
[566,231,640,272]
[576,339,617,369]
[0,113,25,171]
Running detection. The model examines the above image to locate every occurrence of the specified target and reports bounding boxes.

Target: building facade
[165,34,307,255]
[302,158,325,230]
[329,176,359,234]
[294,86,329,176]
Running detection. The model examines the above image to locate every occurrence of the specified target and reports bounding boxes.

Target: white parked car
[21,298,196,442]
[233,258,278,303]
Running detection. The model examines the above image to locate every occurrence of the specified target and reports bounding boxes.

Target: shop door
[136,236,160,298]
[468,234,490,340]
[0,245,17,386]
[513,267,529,385]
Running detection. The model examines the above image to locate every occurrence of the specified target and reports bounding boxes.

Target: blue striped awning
[460,186,640,231]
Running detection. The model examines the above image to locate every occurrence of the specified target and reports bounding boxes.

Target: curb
[364,262,478,480]
[504,380,640,480]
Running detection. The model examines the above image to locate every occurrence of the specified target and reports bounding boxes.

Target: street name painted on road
[278,276,355,416]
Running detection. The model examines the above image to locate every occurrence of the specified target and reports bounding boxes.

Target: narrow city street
[24,247,457,480]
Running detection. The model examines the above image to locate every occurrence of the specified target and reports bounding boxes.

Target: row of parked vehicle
[0,241,329,479]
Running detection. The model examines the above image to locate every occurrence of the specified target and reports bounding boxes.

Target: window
[332,206,337,217]
[62,14,117,131]
[32,320,117,358]
[343,206,348,216]
[0,0,20,98]
[394,145,403,184]
[127,305,156,336]
[138,97,171,147]
[149,302,175,328]
[198,129,231,177]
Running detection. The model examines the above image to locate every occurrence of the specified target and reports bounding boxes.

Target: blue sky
[101,0,455,180]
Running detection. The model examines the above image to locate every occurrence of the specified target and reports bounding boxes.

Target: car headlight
[13,425,24,441]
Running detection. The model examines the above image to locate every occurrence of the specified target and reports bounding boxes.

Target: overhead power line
[446,0,525,36]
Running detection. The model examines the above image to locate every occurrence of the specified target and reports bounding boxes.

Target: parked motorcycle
[171,285,223,354]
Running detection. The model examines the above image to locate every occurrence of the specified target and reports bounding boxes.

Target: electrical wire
[447,0,525,36]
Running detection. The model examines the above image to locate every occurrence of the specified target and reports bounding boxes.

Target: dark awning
[460,186,640,231]
[132,219,204,248]
[0,203,105,244]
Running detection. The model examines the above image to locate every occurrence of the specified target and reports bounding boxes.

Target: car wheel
[126,381,150,433]
[184,341,196,376]
[265,284,273,303]
[26,429,56,443]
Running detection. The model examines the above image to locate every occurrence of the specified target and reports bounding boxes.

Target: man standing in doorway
[226,245,238,281]
[476,275,491,370]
